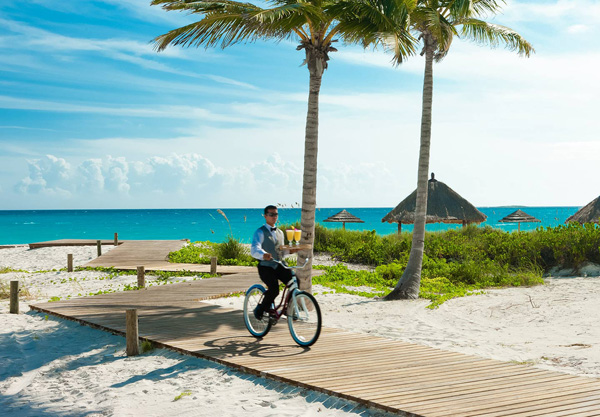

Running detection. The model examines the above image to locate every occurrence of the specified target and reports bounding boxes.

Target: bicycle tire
[243,284,272,338]
[287,291,321,347]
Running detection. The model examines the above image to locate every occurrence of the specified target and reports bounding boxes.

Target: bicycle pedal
[268,316,278,326]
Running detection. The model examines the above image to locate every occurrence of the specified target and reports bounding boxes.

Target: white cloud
[502,0,600,25]
[567,24,590,34]
[9,152,403,208]
[16,155,72,196]
[104,157,130,194]
[77,159,105,192]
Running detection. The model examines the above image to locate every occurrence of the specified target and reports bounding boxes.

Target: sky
[0,0,599,210]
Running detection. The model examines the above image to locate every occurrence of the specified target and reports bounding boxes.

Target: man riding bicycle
[250,205,300,320]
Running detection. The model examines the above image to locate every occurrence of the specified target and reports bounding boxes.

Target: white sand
[1,246,599,416]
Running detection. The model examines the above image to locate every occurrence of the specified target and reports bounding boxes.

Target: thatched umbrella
[566,196,600,224]
[382,173,487,233]
[323,209,364,230]
[498,209,541,232]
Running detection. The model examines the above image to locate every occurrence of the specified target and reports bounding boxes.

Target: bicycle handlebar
[272,257,310,270]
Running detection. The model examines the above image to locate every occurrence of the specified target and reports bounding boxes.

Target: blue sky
[1,0,598,210]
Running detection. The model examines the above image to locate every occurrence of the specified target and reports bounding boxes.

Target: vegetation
[314,223,600,273]
[169,238,257,266]
[192,223,597,307]
[173,390,192,402]
[0,280,32,299]
[0,267,28,274]
[140,340,155,354]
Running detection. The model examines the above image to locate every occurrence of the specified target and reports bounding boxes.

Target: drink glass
[293,229,302,245]
[286,229,294,244]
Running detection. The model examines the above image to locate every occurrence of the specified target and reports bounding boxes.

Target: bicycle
[243,257,322,347]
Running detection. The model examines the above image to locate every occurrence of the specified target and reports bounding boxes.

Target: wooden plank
[460,393,600,417]
[28,239,124,249]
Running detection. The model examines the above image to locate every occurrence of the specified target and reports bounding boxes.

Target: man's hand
[263,253,273,261]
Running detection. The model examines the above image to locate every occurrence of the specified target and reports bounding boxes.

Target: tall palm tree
[150,0,417,291]
[385,0,534,300]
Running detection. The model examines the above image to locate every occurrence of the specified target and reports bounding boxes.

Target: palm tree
[384,0,534,300]
[150,0,417,291]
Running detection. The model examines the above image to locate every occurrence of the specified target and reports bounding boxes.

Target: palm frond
[460,19,535,57]
[152,1,324,50]
[470,0,505,16]
[327,0,417,64]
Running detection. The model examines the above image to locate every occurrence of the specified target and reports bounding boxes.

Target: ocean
[0,207,580,245]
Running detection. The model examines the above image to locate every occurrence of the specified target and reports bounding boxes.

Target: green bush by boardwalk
[168,223,600,308]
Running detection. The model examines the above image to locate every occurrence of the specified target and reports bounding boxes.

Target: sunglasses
[265,212,279,217]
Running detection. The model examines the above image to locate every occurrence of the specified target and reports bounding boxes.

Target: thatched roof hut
[323,209,364,230]
[566,196,600,224]
[498,209,540,232]
[382,173,487,233]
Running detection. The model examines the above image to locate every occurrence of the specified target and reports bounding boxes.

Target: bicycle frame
[262,258,307,323]
[263,275,298,321]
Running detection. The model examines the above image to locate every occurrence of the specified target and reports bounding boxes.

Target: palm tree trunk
[297,52,325,292]
[385,31,435,301]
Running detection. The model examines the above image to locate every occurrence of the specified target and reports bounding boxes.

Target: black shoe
[253,305,264,320]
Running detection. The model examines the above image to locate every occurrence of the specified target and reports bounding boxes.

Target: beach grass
[0,280,32,299]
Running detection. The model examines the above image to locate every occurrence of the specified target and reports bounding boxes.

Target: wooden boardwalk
[81,239,255,274]
[30,276,600,417]
[29,239,124,249]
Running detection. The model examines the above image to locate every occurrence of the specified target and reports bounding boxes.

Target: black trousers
[257,264,293,311]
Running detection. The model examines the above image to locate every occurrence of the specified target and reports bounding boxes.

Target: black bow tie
[270,227,277,232]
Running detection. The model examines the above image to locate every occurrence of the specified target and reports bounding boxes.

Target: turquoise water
[0,207,580,245]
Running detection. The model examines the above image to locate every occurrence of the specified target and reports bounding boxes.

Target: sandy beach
[1,246,599,416]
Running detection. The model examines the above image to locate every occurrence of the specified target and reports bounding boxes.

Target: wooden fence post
[9,281,19,314]
[67,254,73,272]
[97,240,102,257]
[114,233,118,246]
[137,266,145,288]
[210,257,217,274]
[126,309,139,356]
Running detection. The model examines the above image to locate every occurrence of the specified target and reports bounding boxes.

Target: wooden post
[137,266,145,288]
[9,281,19,314]
[97,240,102,257]
[67,253,73,272]
[397,222,402,234]
[114,233,118,246]
[126,309,139,356]
[210,257,217,274]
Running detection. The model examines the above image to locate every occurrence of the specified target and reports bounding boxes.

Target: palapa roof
[498,209,541,224]
[323,209,364,223]
[382,173,487,225]
[566,196,600,224]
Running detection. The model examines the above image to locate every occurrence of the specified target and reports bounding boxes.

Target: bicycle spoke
[288,292,321,347]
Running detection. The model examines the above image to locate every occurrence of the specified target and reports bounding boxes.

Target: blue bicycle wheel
[243,284,272,338]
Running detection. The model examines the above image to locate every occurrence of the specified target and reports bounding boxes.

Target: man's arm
[250,228,271,261]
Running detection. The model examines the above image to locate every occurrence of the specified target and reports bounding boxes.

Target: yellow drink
[294,229,302,243]
[286,230,294,243]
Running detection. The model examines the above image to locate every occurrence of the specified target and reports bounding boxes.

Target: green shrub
[169,238,257,267]
[315,222,600,273]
